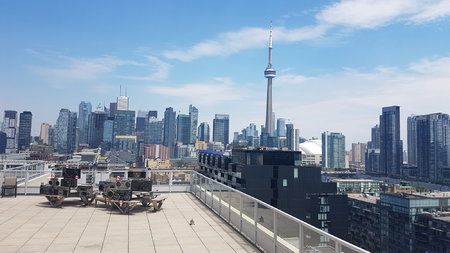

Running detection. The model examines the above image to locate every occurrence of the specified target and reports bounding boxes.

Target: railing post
[254,201,258,244]
[25,165,29,195]
[218,185,222,216]
[239,194,243,232]
[169,171,173,192]
[335,242,342,253]
[299,223,304,252]
[273,211,277,253]
[228,189,231,222]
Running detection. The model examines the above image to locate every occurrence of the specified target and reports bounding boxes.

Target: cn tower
[264,23,276,136]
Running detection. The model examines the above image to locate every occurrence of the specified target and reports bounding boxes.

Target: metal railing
[1,169,368,253]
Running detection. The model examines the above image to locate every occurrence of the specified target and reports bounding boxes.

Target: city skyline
[1,1,450,146]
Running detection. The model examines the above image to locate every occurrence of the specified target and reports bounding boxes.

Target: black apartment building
[197,148,349,240]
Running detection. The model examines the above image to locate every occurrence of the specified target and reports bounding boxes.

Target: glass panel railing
[241,195,256,242]
[277,212,299,252]
[302,225,336,252]
[256,202,275,251]
[229,190,241,231]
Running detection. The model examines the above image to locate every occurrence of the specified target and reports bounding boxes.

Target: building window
[293,168,298,178]
[282,179,287,187]
[320,205,330,212]
[318,213,327,220]
[319,196,328,205]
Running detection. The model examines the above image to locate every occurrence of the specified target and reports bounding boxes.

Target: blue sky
[1,0,450,148]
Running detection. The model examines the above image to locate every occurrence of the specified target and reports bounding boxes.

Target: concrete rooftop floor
[0,193,260,253]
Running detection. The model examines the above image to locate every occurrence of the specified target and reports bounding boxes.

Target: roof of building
[348,193,379,204]
[0,194,259,252]
[298,140,322,155]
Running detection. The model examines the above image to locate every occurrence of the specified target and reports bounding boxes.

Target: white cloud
[163,0,450,62]
[116,56,171,81]
[30,53,170,85]
[148,78,245,106]
[277,74,313,85]
[163,25,327,62]
[408,57,450,75]
[272,56,450,145]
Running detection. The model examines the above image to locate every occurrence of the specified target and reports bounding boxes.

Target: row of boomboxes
[40,184,94,197]
[99,179,152,201]
[40,178,94,197]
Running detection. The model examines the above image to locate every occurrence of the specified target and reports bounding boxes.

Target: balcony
[0,165,368,253]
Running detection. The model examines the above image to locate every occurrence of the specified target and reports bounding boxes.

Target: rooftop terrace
[0,193,259,253]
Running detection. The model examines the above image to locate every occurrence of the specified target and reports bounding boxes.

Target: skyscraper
[77,101,92,145]
[0,132,6,154]
[112,110,135,150]
[177,114,191,145]
[286,123,295,151]
[213,114,229,145]
[276,118,286,137]
[407,113,450,181]
[198,122,210,142]
[40,123,50,145]
[145,118,164,145]
[351,143,367,165]
[2,110,18,153]
[163,107,176,157]
[322,132,346,169]
[379,106,403,176]
[147,110,158,119]
[189,105,198,143]
[117,96,129,110]
[18,111,32,151]
[87,110,108,148]
[368,125,380,149]
[55,109,77,154]
[264,24,276,137]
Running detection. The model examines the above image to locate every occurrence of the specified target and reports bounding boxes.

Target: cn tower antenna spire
[268,21,273,68]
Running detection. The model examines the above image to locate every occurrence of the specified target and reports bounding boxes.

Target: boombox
[77,185,94,197]
[131,179,152,192]
[61,178,77,187]
[115,180,131,190]
[63,168,81,179]
[99,181,115,191]
[112,190,132,201]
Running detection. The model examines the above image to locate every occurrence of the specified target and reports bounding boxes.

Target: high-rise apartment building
[2,110,18,153]
[213,114,229,145]
[77,101,92,144]
[176,114,191,145]
[163,107,176,157]
[322,132,346,169]
[368,125,380,149]
[407,113,450,181]
[380,106,403,176]
[39,123,50,144]
[55,109,77,154]
[286,123,295,150]
[351,143,367,165]
[18,111,32,151]
[189,105,198,143]
[276,118,286,137]
[198,122,210,142]
[145,118,164,145]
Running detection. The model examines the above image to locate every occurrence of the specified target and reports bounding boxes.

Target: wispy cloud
[148,77,245,106]
[163,0,450,62]
[30,53,171,86]
[273,56,450,143]
[163,25,328,62]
